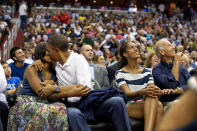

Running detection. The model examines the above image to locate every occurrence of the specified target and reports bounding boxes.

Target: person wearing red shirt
[59,10,70,24]
[51,11,59,22]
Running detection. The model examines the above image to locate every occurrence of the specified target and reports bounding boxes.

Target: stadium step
[13,29,24,47]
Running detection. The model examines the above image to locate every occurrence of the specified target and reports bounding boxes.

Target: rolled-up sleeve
[0,64,7,93]
[152,66,179,89]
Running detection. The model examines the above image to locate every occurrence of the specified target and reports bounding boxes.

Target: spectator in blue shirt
[153,39,190,110]
[9,47,29,80]
[1,62,20,95]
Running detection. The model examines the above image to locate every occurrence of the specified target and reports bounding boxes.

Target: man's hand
[142,84,163,98]
[32,60,44,71]
[67,84,90,97]
[43,80,56,85]
[162,89,175,95]
[141,87,157,98]
[174,52,182,61]
[172,88,184,94]
[38,83,56,98]
[148,85,163,97]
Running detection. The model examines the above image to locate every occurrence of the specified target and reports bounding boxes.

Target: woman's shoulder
[26,65,36,71]
[115,69,124,77]
[116,69,127,74]
[25,65,38,76]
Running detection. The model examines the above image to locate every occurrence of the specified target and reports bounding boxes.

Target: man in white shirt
[44,34,131,131]
[158,3,165,13]
[0,63,8,131]
[19,1,27,30]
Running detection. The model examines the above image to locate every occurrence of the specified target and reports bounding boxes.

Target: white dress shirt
[89,64,95,80]
[55,51,92,103]
[0,64,7,104]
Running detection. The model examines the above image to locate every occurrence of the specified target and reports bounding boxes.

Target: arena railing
[0,18,20,61]
[33,6,146,15]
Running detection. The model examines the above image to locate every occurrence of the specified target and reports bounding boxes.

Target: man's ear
[159,49,164,56]
[13,56,17,61]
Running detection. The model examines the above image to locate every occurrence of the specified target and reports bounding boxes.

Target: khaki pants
[163,100,179,112]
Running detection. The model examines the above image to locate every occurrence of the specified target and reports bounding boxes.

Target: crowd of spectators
[0,6,12,43]
[19,4,197,70]
[0,1,197,131]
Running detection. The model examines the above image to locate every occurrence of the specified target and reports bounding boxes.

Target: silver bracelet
[188,77,197,93]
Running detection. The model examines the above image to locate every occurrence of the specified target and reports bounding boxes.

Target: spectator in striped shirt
[115,40,163,131]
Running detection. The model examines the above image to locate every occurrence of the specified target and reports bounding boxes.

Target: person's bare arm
[7,88,16,94]
[38,82,90,100]
[156,77,197,131]
[25,65,57,98]
[24,65,47,95]
[120,84,143,100]
[120,83,162,100]
[25,65,90,99]
[172,52,182,81]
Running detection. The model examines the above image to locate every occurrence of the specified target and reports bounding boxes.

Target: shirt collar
[57,51,74,68]
[160,61,173,69]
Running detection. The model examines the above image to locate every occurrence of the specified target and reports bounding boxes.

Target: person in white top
[19,1,27,30]
[35,34,131,131]
[158,3,165,13]
[0,63,8,131]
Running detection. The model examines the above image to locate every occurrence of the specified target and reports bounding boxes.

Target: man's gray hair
[154,38,170,58]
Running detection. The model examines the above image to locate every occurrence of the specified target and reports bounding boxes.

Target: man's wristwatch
[188,77,197,94]
[55,85,60,93]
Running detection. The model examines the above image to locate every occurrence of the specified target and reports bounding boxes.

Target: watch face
[56,86,60,93]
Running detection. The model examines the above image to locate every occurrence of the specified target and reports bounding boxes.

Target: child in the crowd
[1,62,21,95]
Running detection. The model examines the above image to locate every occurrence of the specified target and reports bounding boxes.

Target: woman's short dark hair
[34,42,46,61]
[47,34,69,51]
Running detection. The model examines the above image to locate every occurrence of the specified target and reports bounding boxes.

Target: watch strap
[55,85,60,93]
